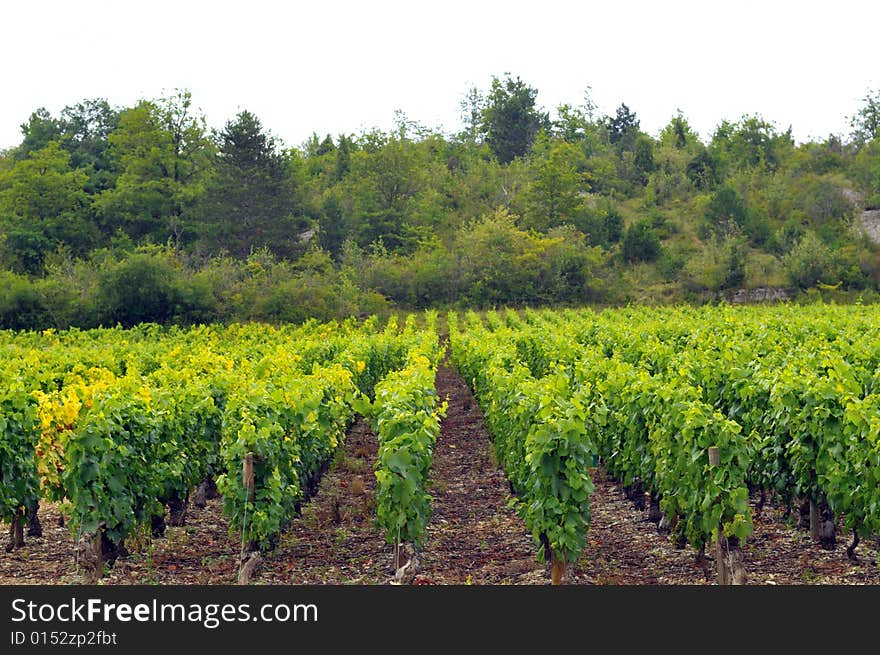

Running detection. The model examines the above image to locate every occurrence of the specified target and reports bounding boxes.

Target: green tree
[632,134,656,184]
[13,109,62,161]
[606,103,639,149]
[97,251,179,326]
[553,89,598,143]
[719,238,747,290]
[783,231,836,289]
[686,148,719,190]
[198,110,301,257]
[705,185,748,237]
[316,134,335,156]
[851,139,880,206]
[458,86,485,144]
[710,115,793,174]
[660,111,700,150]
[526,139,585,230]
[849,88,880,146]
[482,74,550,164]
[317,193,347,259]
[95,90,213,246]
[58,99,119,193]
[621,219,661,262]
[0,142,95,272]
[334,134,353,181]
[348,135,424,252]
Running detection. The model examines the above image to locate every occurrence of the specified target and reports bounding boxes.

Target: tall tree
[850,88,880,146]
[95,90,213,246]
[710,115,793,173]
[527,139,585,230]
[606,103,640,149]
[660,111,699,150]
[14,109,62,161]
[0,141,94,272]
[458,85,485,144]
[58,99,119,193]
[198,110,300,257]
[348,135,423,251]
[481,75,550,164]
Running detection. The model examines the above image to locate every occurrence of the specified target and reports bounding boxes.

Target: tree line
[1,77,879,328]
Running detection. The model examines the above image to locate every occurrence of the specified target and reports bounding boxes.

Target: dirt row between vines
[2,363,879,585]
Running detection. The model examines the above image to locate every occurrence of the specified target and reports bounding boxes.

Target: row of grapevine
[455,303,880,581]
[449,312,597,583]
[360,313,446,567]
[530,305,880,554]
[0,314,445,580]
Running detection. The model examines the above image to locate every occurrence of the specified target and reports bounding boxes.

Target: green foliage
[656,249,687,281]
[0,387,39,523]
[482,74,550,164]
[0,271,48,329]
[704,185,748,237]
[97,252,179,327]
[606,103,640,149]
[197,110,301,258]
[218,363,356,548]
[94,90,213,246]
[622,220,661,262]
[0,141,95,272]
[449,316,595,564]
[1,82,880,326]
[710,115,793,174]
[63,391,160,543]
[686,149,719,190]
[719,239,747,290]
[367,334,445,546]
[798,177,854,232]
[850,139,880,201]
[783,231,837,289]
[526,138,586,230]
[849,88,880,146]
[660,112,699,150]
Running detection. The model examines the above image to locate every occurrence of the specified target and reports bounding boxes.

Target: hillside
[1,82,880,329]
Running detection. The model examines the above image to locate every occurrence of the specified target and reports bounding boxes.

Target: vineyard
[1,305,880,585]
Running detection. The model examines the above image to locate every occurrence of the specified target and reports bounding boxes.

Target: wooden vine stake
[243,453,255,504]
[238,452,261,584]
[707,447,728,585]
[708,446,746,585]
[393,542,403,571]
[550,551,565,585]
[9,515,24,550]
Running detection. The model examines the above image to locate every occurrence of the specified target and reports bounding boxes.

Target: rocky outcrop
[728,287,789,303]
[840,187,880,245]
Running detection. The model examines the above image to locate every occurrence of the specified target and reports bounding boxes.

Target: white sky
[2,0,878,151]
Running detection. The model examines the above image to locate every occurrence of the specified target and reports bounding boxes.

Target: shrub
[622,220,661,262]
[783,232,836,289]
[0,271,48,329]
[97,252,179,327]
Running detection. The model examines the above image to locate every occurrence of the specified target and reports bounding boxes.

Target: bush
[0,271,49,329]
[783,232,836,289]
[622,220,661,262]
[799,178,855,226]
[719,240,747,290]
[258,270,389,324]
[657,250,687,282]
[97,252,179,327]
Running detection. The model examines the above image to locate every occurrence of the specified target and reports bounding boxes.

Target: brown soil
[2,364,879,585]
[416,364,544,584]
